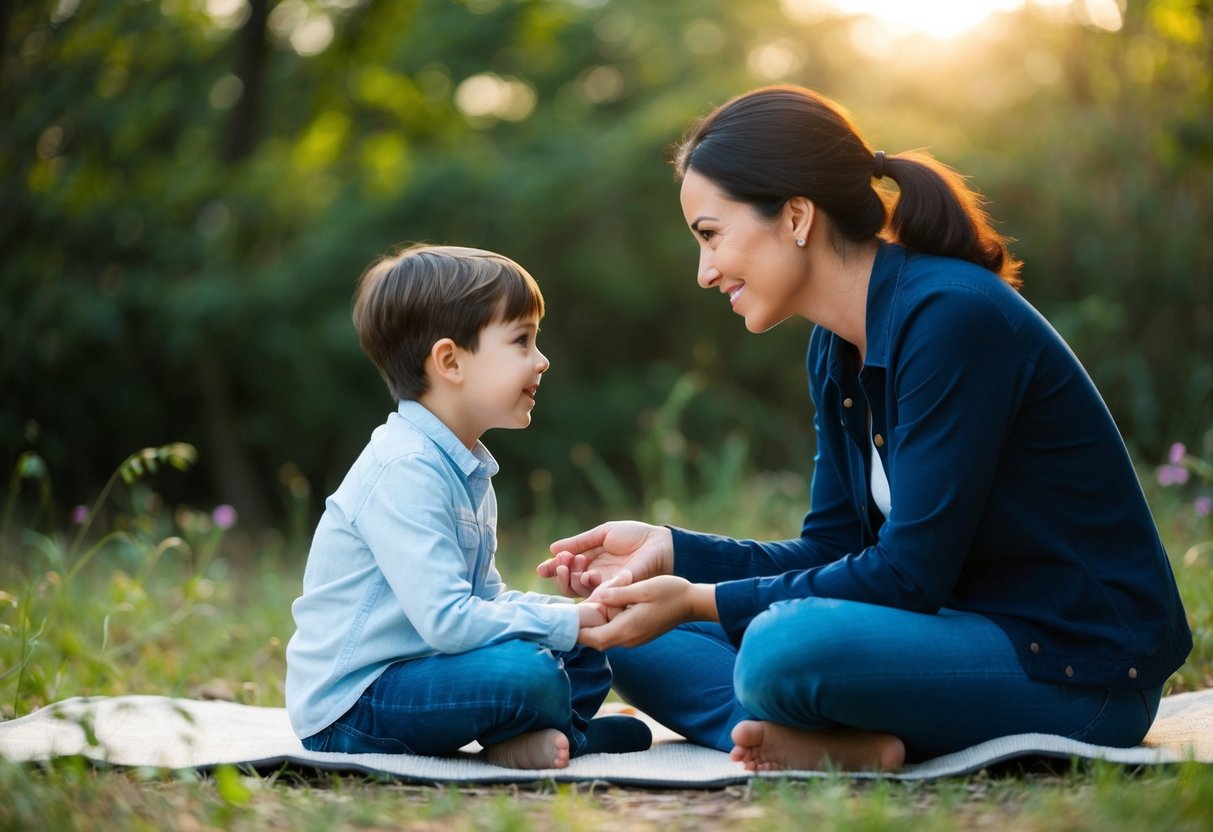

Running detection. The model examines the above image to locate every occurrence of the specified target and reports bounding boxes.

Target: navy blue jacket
[674,242,1191,689]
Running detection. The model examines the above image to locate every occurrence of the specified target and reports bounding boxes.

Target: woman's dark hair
[674,85,1022,288]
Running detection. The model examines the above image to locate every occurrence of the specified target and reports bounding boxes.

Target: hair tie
[873,150,886,180]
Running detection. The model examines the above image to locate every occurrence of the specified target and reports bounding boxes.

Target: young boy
[285,244,649,769]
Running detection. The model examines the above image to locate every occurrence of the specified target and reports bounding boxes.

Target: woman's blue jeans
[301,640,612,757]
[608,597,1162,761]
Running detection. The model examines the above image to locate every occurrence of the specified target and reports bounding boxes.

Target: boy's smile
[448,315,550,446]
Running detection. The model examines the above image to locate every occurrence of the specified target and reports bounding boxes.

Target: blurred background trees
[2,0,1210,530]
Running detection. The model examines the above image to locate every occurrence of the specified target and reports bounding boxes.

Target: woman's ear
[428,338,462,384]
[785,196,816,244]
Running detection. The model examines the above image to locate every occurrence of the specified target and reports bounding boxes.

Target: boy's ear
[428,338,463,384]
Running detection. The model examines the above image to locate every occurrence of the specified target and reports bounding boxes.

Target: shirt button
[873,434,885,448]
[1065,666,1075,678]
[843,397,854,409]
[1128,667,1138,680]
[1030,642,1040,654]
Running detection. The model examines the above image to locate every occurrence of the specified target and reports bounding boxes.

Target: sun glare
[783,0,1115,40]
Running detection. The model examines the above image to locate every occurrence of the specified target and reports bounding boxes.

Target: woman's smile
[681,169,808,333]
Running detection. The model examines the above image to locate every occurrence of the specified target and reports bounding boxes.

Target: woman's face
[679,168,806,333]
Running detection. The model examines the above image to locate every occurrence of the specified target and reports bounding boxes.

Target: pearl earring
[796,238,806,248]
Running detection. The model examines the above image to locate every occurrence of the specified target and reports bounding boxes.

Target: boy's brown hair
[352,244,545,401]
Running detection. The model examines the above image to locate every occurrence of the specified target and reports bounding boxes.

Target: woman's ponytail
[882,152,1022,288]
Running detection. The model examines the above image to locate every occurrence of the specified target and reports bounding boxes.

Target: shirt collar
[861,241,907,371]
[395,400,499,479]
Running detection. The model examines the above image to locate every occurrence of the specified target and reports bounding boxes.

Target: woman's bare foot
[483,728,570,770]
[729,720,905,772]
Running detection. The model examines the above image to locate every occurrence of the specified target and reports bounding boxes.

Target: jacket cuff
[668,525,730,583]
[714,578,761,646]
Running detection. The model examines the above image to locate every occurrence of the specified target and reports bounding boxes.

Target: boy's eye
[515,334,530,346]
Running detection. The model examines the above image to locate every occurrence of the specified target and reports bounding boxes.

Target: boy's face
[456,315,549,438]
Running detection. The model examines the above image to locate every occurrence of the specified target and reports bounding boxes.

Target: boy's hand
[544,558,593,599]
[576,600,609,629]
[538,521,674,598]
[574,581,632,630]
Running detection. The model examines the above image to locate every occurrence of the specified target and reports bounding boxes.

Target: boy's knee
[487,642,569,717]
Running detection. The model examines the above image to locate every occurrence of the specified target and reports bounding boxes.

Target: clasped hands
[537,521,717,650]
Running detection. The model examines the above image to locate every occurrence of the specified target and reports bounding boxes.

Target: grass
[2,422,1212,830]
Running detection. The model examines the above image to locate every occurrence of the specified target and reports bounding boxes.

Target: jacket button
[1128,667,1138,679]
[843,397,854,409]
[1030,642,1040,654]
[1065,666,1074,678]
[873,434,885,448]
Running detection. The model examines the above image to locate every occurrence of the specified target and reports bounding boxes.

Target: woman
[539,85,1192,771]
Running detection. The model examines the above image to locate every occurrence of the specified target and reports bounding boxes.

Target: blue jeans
[301,640,612,757]
[609,598,1162,761]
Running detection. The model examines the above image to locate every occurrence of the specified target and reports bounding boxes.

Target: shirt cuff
[543,602,580,652]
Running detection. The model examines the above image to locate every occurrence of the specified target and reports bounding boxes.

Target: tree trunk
[223,0,269,164]
[198,0,272,524]
[198,352,271,525]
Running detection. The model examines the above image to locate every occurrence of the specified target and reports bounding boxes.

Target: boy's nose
[535,349,550,373]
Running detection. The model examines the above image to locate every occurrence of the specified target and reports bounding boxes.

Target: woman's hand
[537,521,674,598]
[575,575,717,650]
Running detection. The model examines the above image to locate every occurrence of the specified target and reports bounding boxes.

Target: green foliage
[1147,426,1213,691]
[5,1,1208,522]
[0,443,287,718]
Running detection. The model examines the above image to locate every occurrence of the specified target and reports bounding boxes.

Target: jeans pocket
[1068,688,1152,748]
[300,728,331,753]
[327,722,414,755]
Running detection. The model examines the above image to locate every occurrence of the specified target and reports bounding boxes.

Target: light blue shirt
[285,400,578,739]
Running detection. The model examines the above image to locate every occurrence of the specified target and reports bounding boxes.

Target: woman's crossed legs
[609,597,1160,770]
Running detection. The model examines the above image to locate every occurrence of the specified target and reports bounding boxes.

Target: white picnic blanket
[2,689,1211,785]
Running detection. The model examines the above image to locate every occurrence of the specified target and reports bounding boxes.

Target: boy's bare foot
[483,728,570,770]
[729,720,905,772]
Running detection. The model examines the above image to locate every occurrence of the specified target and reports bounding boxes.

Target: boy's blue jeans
[300,640,611,757]
[608,597,1162,761]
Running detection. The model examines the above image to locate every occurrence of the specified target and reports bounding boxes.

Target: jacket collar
[861,241,907,371]
[823,241,906,380]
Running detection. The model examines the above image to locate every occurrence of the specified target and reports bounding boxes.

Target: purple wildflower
[212,504,238,530]
[1168,442,1187,465]
[1196,496,1212,517]
[71,505,88,525]
[1156,465,1190,487]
